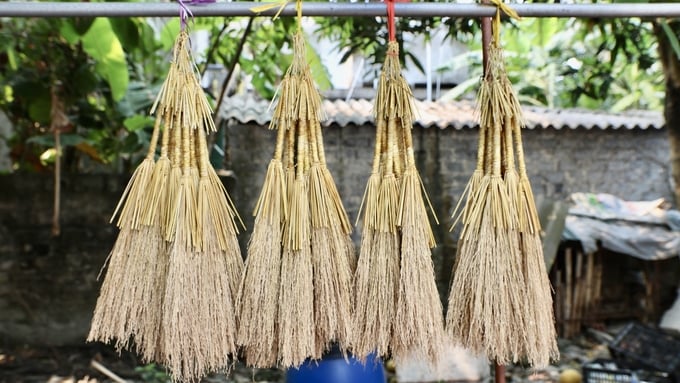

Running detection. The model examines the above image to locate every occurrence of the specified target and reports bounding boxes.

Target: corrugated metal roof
[219,94,665,130]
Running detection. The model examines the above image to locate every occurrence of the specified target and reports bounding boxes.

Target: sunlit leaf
[81,18,129,101]
[305,37,332,92]
[660,21,680,61]
[27,133,86,147]
[123,114,154,132]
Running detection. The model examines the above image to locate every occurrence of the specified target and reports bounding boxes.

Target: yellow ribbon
[250,0,302,31]
[487,0,520,46]
[250,0,289,20]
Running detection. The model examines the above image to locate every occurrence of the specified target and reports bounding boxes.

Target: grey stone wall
[226,123,673,298]
[0,175,122,346]
[0,123,672,346]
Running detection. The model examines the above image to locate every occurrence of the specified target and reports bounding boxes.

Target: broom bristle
[278,177,316,367]
[278,246,316,367]
[236,166,285,368]
[112,158,155,229]
[393,168,445,364]
[124,224,169,362]
[521,233,559,367]
[308,164,354,355]
[237,214,283,367]
[353,228,400,361]
[88,228,135,350]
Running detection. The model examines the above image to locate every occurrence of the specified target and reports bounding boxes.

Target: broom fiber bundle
[88,113,162,356]
[238,23,355,367]
[365,40,444,364]
[391,46,444,362]
[91,28,244,382]
[353,115,400,360]
[236,122,287,368]
[446,2,557,366]
[161,32,243,381]
[88,31,192,362]
[279,89,315,367]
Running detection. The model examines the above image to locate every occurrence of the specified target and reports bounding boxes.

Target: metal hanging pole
[1,2,680,18]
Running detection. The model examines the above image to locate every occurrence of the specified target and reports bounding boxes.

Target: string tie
[386,0,410,42]
[485,0,520,46]
[179,0,216,31]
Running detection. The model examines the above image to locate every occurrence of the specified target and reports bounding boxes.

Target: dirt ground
[0,343,285,383]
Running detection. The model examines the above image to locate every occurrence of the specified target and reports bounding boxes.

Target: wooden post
[564,248,573,337]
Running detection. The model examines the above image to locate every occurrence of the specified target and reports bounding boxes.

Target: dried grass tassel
[447,29,557,366]
[162,125,205,382]
[308,116,354,356]
[353,113,400,360]
[378,41,444,364]
[236,121,287,368]
[510,91,559,366]
[160,29,242,381]
[279,105,316,367]
[88,112,162,354]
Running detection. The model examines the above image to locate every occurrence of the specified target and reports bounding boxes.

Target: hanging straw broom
[279,84,316,367]
[500,49,559,366]
[447,1,557,366]
[446,40,525,365]
[87,110,162,356]
[298,43,355,357]
[383,41,445,364]
[352,57,402,361]
[159,29,243,382]
[88,28,193,364]
[236,120,287,368]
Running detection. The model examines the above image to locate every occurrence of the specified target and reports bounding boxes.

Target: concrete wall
[0,124,672,346]
[226,123,673,300]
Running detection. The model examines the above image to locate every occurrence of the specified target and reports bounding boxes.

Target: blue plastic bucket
[286,349,387,383]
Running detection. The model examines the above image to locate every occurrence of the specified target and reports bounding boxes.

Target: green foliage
[134,363,170,383]
[314,2,477,71]
[439,16,664,111]
[0,16,167,172]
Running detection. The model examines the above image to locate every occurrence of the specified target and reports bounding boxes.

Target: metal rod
[1,2,680,18]
[495,363,506,383]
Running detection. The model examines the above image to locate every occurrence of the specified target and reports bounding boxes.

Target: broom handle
[372,118,384,175]
[172,111,181,166]
[314,119,326,165]
[386,118,397,177]
[197,126,209,178]
[189,125,198,171]
[146,111,162,161]
[402,118,416,169]
[273,117,287,162]
[503,116,515,172]
[308,121,321,165]
[182,124,191,172]
[297,119,308,178]
[513,120,528,178]
[483,123,493,175]
[492,119,502,177]
[287,117,296,171]
[475,114,487,173]
[160,110,171,158]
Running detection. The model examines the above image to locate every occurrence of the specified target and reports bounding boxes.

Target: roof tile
[219,94,664,130]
